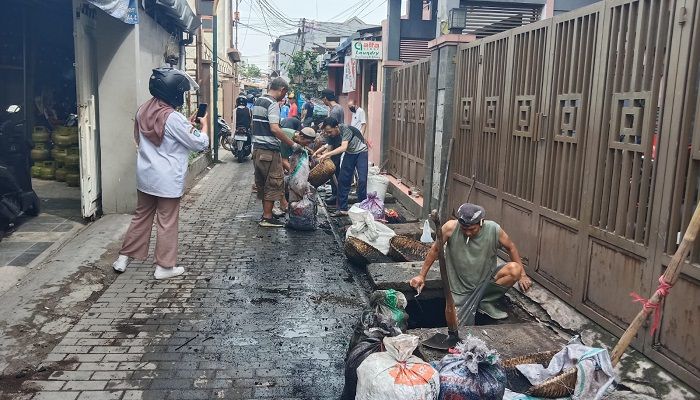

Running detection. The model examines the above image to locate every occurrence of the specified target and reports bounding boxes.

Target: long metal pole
[212,1,219,162]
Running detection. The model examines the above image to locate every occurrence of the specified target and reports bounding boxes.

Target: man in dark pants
[320,89,345,205]
[315,117,368,216]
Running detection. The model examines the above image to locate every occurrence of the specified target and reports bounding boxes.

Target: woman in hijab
[112,68,209,279]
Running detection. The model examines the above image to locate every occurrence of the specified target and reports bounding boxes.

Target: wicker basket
[388,235,430,262]
[344,236,392,266]
[308,158,336,188]
[501,350,576,398]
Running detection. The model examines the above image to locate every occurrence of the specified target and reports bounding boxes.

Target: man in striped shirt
[252,77,300,227]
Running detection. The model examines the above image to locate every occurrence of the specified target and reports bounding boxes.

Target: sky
[235,0,390,71]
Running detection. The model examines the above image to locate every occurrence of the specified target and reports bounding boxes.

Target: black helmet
[236,96,247,107]
[246,94,254,102]
[149,67,192,108]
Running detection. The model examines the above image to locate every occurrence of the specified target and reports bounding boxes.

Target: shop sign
[342,56,357,93]
[352,40,382,60]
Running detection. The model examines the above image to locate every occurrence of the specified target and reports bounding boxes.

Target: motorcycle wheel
[220,136,231,151]
[236,151,246,163]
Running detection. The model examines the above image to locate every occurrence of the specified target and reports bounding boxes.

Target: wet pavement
[11,152,365,399]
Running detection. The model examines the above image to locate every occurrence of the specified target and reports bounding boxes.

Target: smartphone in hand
[196,103,208,118]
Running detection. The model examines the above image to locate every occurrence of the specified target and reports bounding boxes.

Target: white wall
[95,10,174,214]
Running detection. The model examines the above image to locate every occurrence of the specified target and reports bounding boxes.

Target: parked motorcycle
[218,116,233,151]
[0,105,40,234]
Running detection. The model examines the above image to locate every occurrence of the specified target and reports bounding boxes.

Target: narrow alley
[12,153,364,399]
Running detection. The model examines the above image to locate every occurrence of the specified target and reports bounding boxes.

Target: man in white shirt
[348,100,366,135]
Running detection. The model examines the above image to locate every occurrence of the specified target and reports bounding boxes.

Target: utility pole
[212,0,220,162]
[234,0,239,49]
[300,18,306,51]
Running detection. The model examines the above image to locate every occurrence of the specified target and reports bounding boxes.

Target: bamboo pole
[611,202,700,366]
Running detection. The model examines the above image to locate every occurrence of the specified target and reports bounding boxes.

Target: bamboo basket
[388,235,430,262]
[501,350,576,398]
[308,158,336,187]
[344,237,392,266]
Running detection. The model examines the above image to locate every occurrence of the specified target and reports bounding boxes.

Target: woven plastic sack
[286,193,317,231]
[369,289,409,332]
[356,334,440,400]
[346,206,395,254]
[432,336,506,400]
[342,313,401,400]
[358,192,385,220]
[287,150,310,202]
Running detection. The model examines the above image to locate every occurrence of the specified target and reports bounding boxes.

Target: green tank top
[445,220,501,296]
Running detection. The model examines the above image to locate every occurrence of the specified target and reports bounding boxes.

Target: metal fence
[447,0,700,388]
[388,58,429,189]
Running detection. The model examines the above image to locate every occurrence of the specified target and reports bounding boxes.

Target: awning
[86,0,200,33]
[154,0,201,33]
[86,0,139,24]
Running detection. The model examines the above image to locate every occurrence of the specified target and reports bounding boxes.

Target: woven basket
[308,158,336,187]
[344,237,392,266]
[388,235,430,262]
[502,351,576,398]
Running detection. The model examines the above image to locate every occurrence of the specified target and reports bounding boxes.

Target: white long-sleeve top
[136,111,209,198]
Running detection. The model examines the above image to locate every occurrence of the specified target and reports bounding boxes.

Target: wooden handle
[611,202,700,365]
[431,209,459,332]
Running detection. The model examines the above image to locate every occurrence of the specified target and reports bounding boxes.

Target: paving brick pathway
[23,153,365,399]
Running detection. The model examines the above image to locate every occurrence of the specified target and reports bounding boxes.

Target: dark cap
[456,203,485,226]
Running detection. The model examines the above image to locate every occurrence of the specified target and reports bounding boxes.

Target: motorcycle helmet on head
[236,96,247,107]
[149,67,198,108]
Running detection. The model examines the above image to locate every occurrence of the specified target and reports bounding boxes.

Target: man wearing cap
[409,203,532,320]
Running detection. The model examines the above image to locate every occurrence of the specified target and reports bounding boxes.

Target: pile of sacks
[343,289,508,400]
[286,150,318,231]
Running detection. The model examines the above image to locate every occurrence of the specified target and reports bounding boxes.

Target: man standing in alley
[252,77,300,227]
[320,89,344,205]
[348,99,366,136]
[409,203,532,322]
[315,117,368,216]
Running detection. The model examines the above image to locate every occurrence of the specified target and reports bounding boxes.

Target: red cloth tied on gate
[629,275,674,336]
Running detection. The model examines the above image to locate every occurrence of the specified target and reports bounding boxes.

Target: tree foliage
[282,50,327,98]
[239,62,262,79]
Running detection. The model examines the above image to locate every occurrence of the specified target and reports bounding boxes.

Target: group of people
[110,68,531,330]
[237,79,370,226]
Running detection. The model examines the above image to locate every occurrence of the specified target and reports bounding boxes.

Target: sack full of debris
[367,166,390,202]
[286,193,318,231]
[432,336,506,400]
[358,192,385,220]
[287,150,311,202]
[342,313,402,400]
[346,205,395,254]
[356,334,440,400]
[369,289,409,332]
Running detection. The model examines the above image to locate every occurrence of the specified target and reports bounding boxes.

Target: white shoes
[112,255,132,272]
[154,265,185,280]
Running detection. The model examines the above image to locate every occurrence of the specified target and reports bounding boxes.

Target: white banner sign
[342,56,357,93]
[352,40,382,60]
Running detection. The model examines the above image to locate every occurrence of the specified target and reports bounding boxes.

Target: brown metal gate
[446,0,699,388]
[388,58,429,189]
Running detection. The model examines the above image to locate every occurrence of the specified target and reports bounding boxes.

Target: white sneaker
[112,255,132,273]
[272,206,286,218]
[154,265,185,280]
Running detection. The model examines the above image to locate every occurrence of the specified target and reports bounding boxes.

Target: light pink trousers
[120,191,181,268]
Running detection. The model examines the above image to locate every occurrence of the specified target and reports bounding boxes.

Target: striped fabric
[252,94,281,151]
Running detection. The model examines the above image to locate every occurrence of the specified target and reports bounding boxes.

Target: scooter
[0,105,40,234]
[218,117,233,151]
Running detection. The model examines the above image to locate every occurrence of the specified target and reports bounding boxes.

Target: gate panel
[449,44,481,214]
[474,35,509,190]
[542,9,600,220]
[388,59,429,188]
[503,22,549,203]
[590,0,671,245]
[647,0,700,387]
